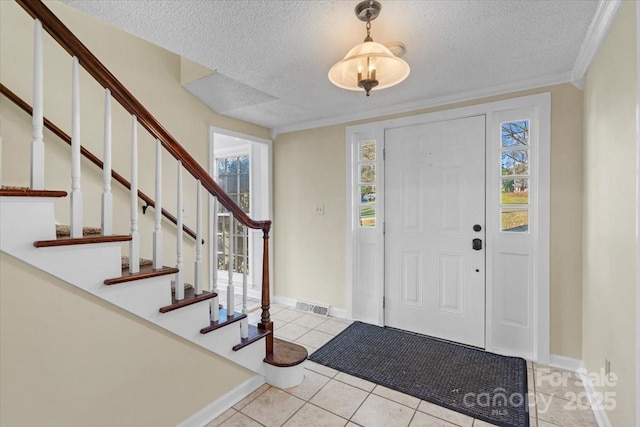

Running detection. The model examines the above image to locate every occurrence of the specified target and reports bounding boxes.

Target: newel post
[258,226,273,355]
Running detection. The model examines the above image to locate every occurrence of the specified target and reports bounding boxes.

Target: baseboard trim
[548,354,582,372]
[328,306,347,319]
[272,296,348,320]
[177,374,266,427]
[578,362,612,427]
[272,295,297,307]
[547,356,612,427]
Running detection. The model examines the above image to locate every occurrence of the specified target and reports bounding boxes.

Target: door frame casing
[345,93,551,363]
[208,126,273,302]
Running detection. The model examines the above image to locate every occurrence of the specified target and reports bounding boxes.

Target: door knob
[473,224,482,232]
[472,238,482,250]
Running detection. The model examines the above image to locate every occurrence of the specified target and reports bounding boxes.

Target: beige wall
[0,0,270,285]
[274,83,584,359]
[274,125,347,307]
[582,2,637,426]
[0,253,253,427]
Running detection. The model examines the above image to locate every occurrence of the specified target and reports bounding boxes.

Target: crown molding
[271,71,571,138]
[571,0,622,89]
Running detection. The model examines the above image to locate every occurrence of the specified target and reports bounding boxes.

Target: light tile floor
[208,307,599,427]
[216,288,261,314]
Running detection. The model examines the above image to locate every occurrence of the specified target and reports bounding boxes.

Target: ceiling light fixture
[328,0,410,97]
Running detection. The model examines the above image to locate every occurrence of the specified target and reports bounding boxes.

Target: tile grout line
[271,396,307,427]
[233,384,271,412]
[306,347,469,426]
[406,409,418,427]
[345,388,373,426]
[279,374,353,425]
[279,367,333,402]
[239,410,268,427]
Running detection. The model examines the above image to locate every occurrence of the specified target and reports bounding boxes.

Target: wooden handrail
[15,0,273,350]
[0,83,200,243]
[15,0,270,233]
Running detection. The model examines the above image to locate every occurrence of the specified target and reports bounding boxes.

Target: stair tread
[232,324,271,351]
[171,280,193,291]
[200,307,246,334]
[1,185,30,191]
[34,234,131,247]
[121,255,153,270]
[159,288,217,313]
[264,338,308,367]
[104,264,179,285]
[0,187,67,198]
[56,224,102,237]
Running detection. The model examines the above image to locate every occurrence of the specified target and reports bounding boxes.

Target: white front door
[384,115,486,348]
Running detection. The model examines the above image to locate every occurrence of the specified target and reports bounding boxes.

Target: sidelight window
[358,140,376,227]
[500,120,530,232]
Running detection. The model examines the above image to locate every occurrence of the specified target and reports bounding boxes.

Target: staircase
[0,0,306,395]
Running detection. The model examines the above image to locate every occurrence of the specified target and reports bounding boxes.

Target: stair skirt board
[0,197,277,379]
[195,320,267,374]
[177,375,266,427]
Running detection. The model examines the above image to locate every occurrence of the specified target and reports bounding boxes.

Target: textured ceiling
[62,0,598,133]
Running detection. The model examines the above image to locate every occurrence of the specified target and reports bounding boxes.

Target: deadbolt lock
[472,238,483,250]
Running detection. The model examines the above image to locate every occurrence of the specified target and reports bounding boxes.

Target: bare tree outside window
[358,141,376,226]
[500,120,530,232]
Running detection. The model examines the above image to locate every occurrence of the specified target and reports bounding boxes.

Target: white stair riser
[154,302,210,340]
[24,245,122,292]
[0,197,290,385]
[0,198,57,251]
[97,276,172,317]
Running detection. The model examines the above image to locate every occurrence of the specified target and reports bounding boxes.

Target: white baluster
[153,138,163,269]
[175,160,184,300]
[70,57,83,238]
[129,115,140,273]
[227,215,235,313]
[101,89,113,235]
[31,19,44,190]
[240,225,249,339]
[209,196,219,321]
[194,181,203,294]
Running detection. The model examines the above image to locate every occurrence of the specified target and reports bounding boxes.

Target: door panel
[384,115,486,348]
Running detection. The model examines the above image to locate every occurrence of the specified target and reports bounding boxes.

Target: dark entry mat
[309,322,530,427]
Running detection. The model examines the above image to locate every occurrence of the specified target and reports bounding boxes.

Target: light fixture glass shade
[328,41,410,92]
